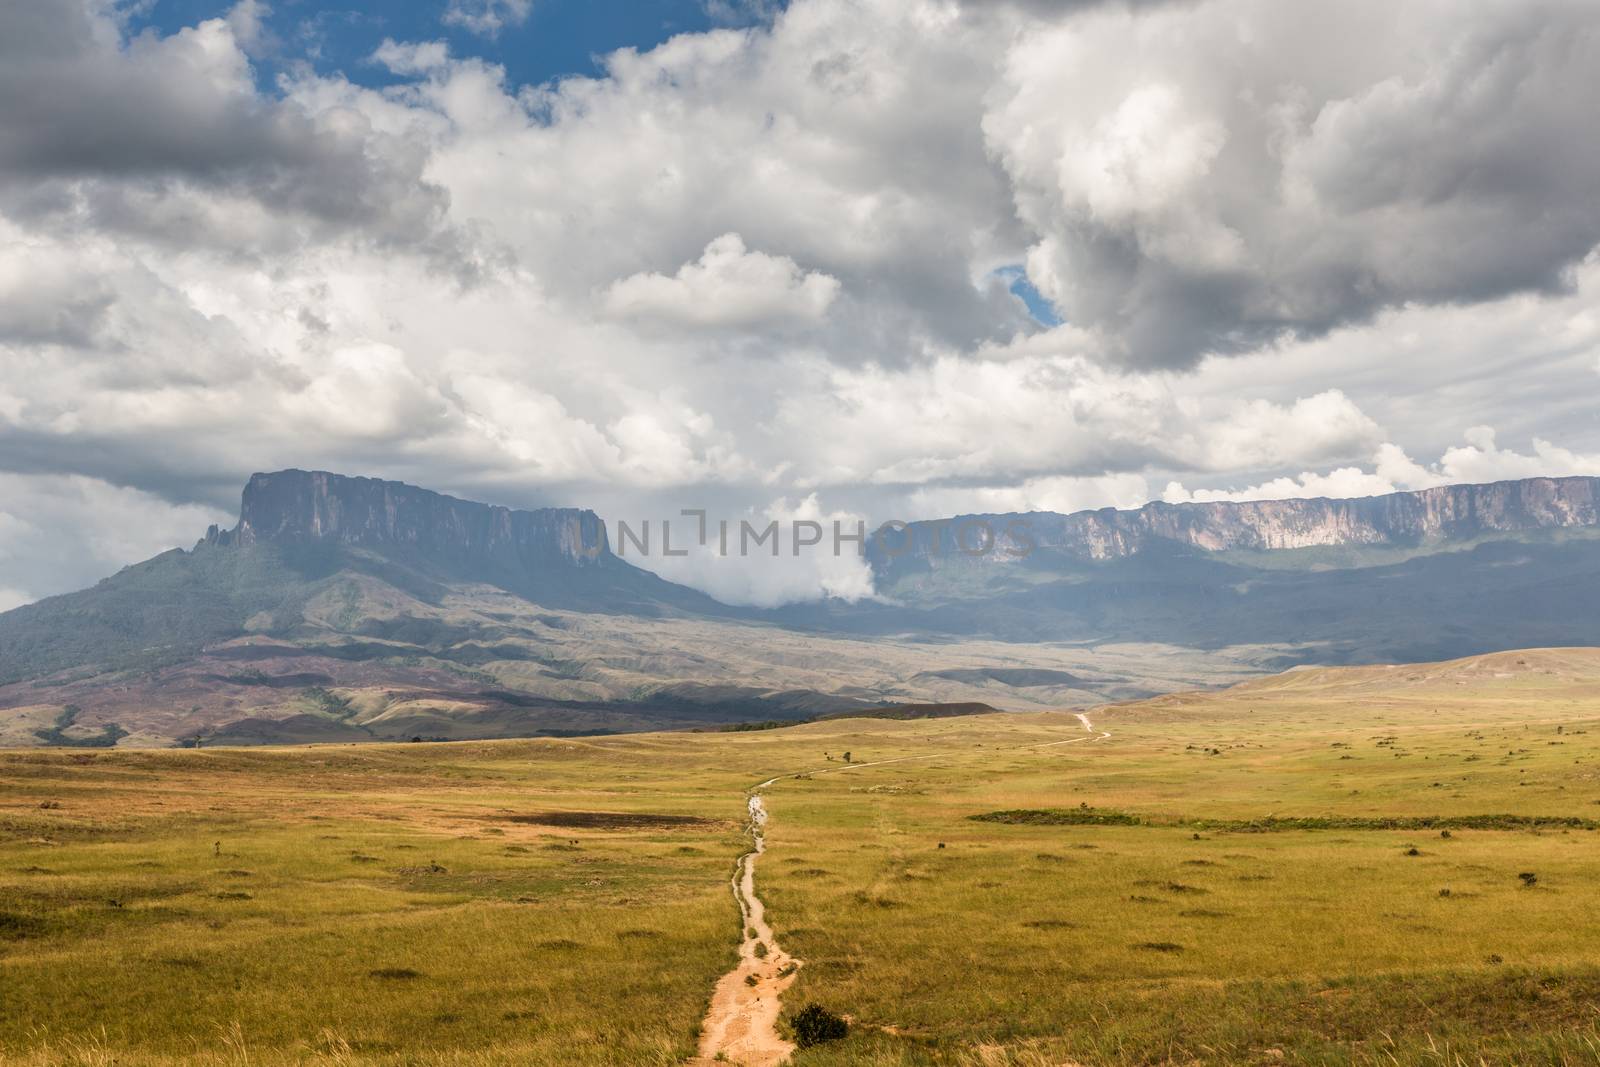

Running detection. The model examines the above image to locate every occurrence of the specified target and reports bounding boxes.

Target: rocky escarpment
[871,476,1600,571]
[203,470,610,567]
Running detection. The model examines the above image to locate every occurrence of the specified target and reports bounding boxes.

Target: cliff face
[203,470,610,567]
[872,477,1600,569]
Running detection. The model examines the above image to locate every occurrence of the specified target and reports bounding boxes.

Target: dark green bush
[791,1003,848,1048]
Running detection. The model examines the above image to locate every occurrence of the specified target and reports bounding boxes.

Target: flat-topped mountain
[0,470,734,713]
[208,470,611,564]
[870,477,1600,576]
[794,475,1600,658]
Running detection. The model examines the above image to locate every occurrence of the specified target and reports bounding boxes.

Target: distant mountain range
[828,475,1600,650]
[869,476,1600,572]
[2,470,1597,748]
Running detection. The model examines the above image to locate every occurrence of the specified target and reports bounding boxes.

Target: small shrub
[1518,871,1539,887]
[753,941,769,959]
[397,862,448,874]
[368,967,422,980]
[791,1003,848,1048]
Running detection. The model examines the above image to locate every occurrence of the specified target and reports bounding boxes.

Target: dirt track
[691,717,1107,1064]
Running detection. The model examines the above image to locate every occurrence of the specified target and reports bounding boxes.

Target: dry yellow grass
[5,648,1600,1064]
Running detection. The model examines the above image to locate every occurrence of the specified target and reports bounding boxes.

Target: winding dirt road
[691,716,1107,1065]
[689,792,799,1066]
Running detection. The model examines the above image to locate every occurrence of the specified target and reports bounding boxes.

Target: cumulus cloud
[1164,433,1600,504]
[984,0,1600,367]
[601,233,840,329]
[373,38,451,75]
[902,473,1154,520]
[1427,430,1600,486]
[774,354,1380,489]
[442,0,534,37]
[1195,391,1381,472]
[1163,467,1404,505]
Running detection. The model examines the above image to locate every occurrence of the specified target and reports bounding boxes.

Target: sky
[2,0,1600,610]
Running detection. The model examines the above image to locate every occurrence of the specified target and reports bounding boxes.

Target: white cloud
[904,473,1154,519]
[623,494,876,607]
[601,233,840,329]
[373,39,451,75]
[1163,467,1403,505]
[1195,391,1381,472]
[1431,429,1600,486]
[1164,433,1600,504]
[441,0,533,37]
[774,355,1380,489]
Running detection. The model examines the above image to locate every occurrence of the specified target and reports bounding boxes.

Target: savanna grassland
[6,648,1600,1066]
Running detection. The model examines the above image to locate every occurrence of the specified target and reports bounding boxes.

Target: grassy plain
[5,648,1600,1065]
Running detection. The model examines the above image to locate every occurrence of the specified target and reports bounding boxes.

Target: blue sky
[128,0,777,90]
